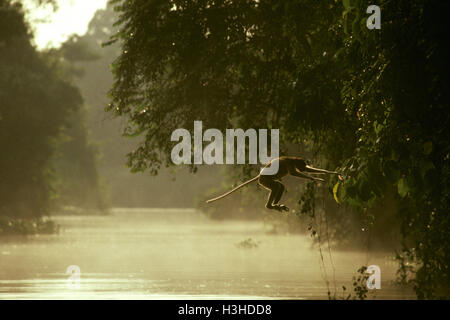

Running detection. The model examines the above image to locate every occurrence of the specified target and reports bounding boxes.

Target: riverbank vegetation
[0,0,106,234]
[106,0,449,299]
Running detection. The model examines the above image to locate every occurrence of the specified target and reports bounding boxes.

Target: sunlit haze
[22,0,108,50]
[0,0,447,304]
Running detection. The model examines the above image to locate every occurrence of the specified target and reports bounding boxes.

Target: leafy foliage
[0,1,105,223]
[335,0,450,299]
[107,0,347,173]
[329,266,375,300]
[0,0,80,218]
[107,0,449,298]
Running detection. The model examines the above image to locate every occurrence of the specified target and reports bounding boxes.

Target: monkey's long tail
[206,176,259,203]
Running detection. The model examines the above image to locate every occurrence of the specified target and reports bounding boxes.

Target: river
[0,208,415,299]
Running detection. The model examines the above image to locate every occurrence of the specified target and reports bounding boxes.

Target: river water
[0,208,414,299]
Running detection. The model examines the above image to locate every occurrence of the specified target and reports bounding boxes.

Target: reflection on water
[0,208,415,299]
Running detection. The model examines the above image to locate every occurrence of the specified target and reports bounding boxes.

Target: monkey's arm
[305,165,344,180]
[292,169,325,182]
[305,165,339,175]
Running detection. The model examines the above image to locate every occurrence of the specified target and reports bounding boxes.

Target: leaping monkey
[206,156,342,212]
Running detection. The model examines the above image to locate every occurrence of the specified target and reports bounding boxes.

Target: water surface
[0,208,414,299]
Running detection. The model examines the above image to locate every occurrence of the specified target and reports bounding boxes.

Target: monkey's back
[260,156,306,180]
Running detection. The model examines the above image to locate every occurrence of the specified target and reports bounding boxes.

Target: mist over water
[0,209,414,299]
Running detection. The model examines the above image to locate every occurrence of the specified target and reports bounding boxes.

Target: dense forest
[0,0,105,235]
[105,0,449,299]
[0,0,223,228]
[0,0,448,299]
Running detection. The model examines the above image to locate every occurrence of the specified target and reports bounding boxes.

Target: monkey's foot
[274,205,289,212]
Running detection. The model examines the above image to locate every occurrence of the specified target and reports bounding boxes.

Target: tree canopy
[107,0,449,298]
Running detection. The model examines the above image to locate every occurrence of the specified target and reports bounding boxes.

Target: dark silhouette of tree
[0,0,105,220]
[335,0,450,299]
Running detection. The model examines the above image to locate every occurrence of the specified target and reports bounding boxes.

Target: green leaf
[343,0,351,10]
[374,121,384,135]
[420,161,435,179]
[359,180,372,202]
[333,181,341,204]
[352,17,360,35]
[344,183,357,198]
[383,160,400,183]
[423,141,433,155]
[397,178,410,198]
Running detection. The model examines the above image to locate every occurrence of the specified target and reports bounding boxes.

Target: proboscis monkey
[206,156,342,211]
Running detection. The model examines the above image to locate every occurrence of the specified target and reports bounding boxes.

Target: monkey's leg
[265,188,278,210]
[273,182,284,204]
[272,182,289,211]
[273,181,289,211]
[305,166,344,180]
[258,176,279,210]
